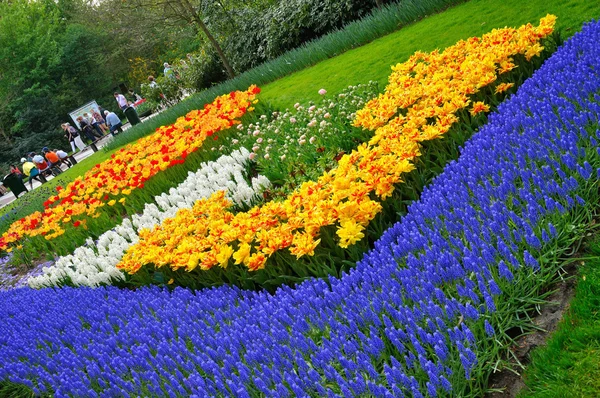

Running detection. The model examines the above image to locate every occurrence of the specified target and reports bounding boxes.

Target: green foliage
[0,0,122,173]
[103,0,466,152]
[170,49,229,93]
[216,0,377,72]
[226,82,380,196]
[0,380,38,398]
[519,238,600,397]
[57,24,116,112]
[140,75,185,110]
[0,0,203,174]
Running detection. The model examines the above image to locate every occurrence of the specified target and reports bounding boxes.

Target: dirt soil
[486,264,579,397]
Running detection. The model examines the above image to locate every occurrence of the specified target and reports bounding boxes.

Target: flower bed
[0,87,260,254]
[1,16,597,397]
[228,82,380,196]
[117,17,556,283]
[26,148,270,288]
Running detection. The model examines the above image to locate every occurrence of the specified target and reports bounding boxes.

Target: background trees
[0,0,383,172]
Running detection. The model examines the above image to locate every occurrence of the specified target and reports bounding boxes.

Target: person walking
[62,123,86,152]
[104,110,123,135]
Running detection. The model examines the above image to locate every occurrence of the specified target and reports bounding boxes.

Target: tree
[0,0,134,170]
[0,0,62,138]
[125,0,236,79]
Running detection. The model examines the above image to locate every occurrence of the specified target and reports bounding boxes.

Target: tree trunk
[180,0,236,79]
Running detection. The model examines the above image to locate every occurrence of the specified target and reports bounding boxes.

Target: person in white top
[54,149,73,168]
[148,76,158,88]
[84,112,104,137]
[114,92,128,110]
[62,123,86,152]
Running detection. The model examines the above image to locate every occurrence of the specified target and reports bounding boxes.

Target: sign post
[68,100,101,129]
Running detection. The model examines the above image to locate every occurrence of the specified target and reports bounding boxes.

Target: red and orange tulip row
[0,86,260,252]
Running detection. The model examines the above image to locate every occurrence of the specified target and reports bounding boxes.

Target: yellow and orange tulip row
[117,16,556,275]
[354,15,556,137]
[0,86,260,252]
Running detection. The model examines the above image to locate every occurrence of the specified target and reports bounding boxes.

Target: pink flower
[256,138,263,144]
[318,89,327,95]
[290,117,297,124]
[253,130,261,136]
[249,153,256,160]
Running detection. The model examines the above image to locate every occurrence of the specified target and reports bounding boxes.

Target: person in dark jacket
[77,116,102,142]
[62,123,86,152]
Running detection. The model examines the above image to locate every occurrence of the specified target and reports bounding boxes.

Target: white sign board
[68,100,101,130]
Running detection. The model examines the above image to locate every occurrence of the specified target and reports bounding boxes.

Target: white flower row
[28,148,270,288]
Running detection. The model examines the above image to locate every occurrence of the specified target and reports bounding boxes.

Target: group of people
[61,108,123,153]
[3,98,140,198]
[10,148,72,190]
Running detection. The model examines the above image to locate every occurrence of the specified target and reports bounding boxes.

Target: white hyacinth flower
[28,148,270,288]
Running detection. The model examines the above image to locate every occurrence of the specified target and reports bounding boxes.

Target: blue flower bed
[1,20,600,397]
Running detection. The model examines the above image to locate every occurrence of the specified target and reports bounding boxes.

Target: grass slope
[260,0,599,109]
[520,240,600,397]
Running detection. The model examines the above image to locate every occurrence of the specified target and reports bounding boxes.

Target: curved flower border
[27,148,270,288]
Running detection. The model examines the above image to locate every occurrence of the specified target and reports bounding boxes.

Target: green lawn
[260,0,599,109]
[520,240,600,397]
